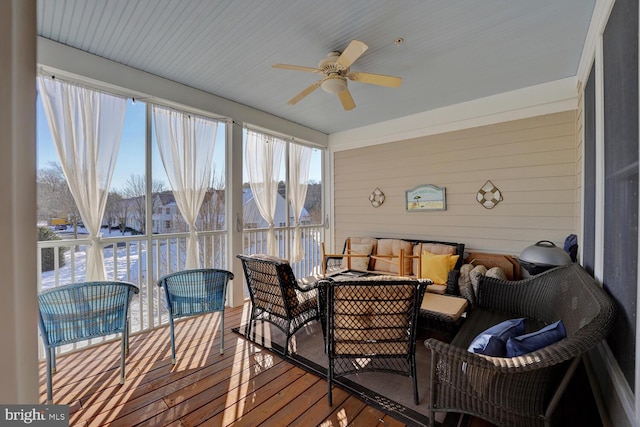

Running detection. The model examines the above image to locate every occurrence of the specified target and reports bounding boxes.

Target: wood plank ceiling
[37,0,596,134]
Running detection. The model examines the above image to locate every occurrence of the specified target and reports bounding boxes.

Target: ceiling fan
[272,40,402,111]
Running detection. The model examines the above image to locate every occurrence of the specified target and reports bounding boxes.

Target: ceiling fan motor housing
[319,52,348,94]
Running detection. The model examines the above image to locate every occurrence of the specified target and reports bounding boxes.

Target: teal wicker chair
[38,281,139,404]
[157,269,234,363]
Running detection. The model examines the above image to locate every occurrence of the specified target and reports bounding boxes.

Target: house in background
[2,1,639,426]
[122,188,310,234]
[151,192,179,234]
[242,188,311,230]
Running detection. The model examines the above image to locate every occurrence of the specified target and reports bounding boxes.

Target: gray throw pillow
[458,264,475,306]
[469,264,487,299]
[486,266,507,281]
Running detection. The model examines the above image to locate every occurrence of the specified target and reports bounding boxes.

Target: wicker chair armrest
[424,337,582,372]
[425,337,574,421]
[295,280,319,292]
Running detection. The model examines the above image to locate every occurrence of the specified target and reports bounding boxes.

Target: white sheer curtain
[153,106,218,269]
[37,76,126,281]
[245,129,285,256]
[288,143,312,262]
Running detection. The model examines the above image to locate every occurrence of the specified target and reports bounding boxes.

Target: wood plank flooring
[39,303,600,427]
[39,304,408,427]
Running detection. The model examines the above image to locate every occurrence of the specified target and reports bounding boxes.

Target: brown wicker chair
[237,254,319,356]
[319,276,426,406]
[424,263,617,427]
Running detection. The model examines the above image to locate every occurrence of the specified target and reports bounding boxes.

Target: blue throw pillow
[506,320,567,357]
[468,318,526,357]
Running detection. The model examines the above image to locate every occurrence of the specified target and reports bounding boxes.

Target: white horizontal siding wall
[332,110,578,256]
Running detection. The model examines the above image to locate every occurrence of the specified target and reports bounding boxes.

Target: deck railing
[37,224,324,358]
[241,225,325,280]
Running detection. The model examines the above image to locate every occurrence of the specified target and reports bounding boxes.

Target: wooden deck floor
[39,304,410,427]
[39,303,601,427]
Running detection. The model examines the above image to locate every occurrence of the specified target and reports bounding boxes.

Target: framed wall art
[405,184,446,211]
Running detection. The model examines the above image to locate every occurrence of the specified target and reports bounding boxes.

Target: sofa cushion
[426,284,447,294]
[420,293,468,322]
[374,239,413,274]
[341,243,373,271]
[420,251,459,285]
[468,318,526,356]
[506,320,567,357]
[423,243,456,256]
[348,237,379,270]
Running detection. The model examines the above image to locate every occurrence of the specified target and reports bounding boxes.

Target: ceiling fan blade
[347,71,402,88]
[338,87,355,111]
[287,80,322,105]
[335,40,368,70]
[273,63,321,73]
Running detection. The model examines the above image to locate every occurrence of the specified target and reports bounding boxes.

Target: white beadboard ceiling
[37,0,595,135]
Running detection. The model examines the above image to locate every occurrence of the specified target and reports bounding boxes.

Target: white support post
[227,120,245,308]
[0,0,38,404]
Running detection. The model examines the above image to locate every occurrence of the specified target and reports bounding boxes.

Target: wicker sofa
[324,237,465,295]
[424,263,617,427]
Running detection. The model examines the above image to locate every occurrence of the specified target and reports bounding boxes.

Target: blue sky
[37,97,322,191]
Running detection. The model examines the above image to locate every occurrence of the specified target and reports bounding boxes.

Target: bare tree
[37,162,82,237]
[121,174,166,234]
[200,166,226,232]
[104,191,124,233]
[116,197,130,235]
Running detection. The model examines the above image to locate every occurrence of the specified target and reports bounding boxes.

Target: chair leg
[125,318,130,356]
[120,333,126,385]
[46,347,54,404]
[284,319,292,356]
[284,334,290,356]
[412,356,419,405]
[169,317,176,364]
[327,362,333,405]
[219,310,225,355]
[413,374,419,405]
[246,305,258,343]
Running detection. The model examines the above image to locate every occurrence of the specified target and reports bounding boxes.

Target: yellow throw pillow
[421,251,459,285]
[449,254,460,270]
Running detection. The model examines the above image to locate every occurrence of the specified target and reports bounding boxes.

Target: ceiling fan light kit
[273,39,402,111]
[321,77,347,94]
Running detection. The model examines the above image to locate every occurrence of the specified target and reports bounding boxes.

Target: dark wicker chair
[157,268,234,363]
[424,263,617,427]
[237,254,319,356]
[319,276,426,405]
[38,281,139,404]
